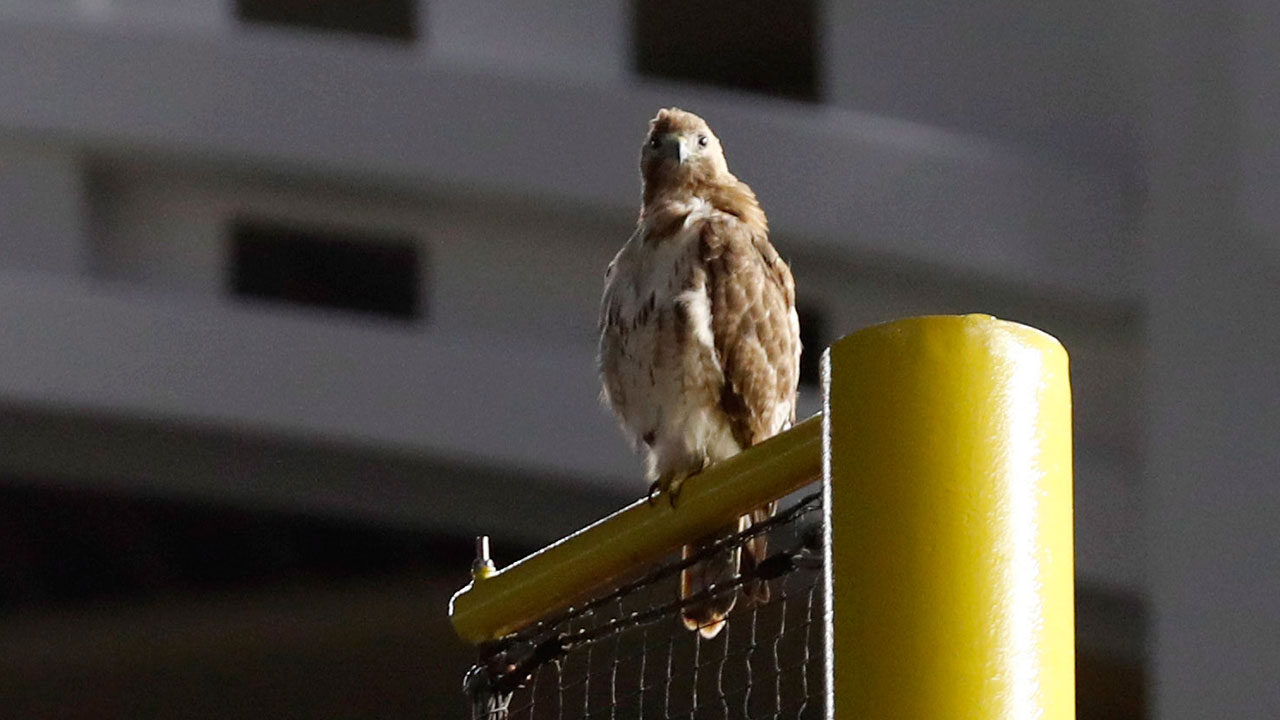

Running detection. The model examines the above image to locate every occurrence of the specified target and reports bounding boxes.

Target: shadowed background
[1,1,1275,718]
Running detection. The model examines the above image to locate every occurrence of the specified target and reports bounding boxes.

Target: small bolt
[472,535,496,580]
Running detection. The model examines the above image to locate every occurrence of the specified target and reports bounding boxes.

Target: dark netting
[465,490,825,720]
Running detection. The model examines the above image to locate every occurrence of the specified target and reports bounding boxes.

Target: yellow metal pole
[824,315,1074,719]
[450,414,822,644]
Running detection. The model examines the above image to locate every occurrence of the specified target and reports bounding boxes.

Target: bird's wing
[699,213,800,449]
[597,231,633,416]
[598,231,631,335]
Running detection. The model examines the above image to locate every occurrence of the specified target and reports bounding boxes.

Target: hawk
[598,108,801,639]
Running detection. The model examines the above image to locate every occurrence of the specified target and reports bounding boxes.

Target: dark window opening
[230,219,423,321]
[234,0,418,42]
[632,0,821,101]
[0,483,474,609]
[1076,587,1147,720]
[797,303,827,388]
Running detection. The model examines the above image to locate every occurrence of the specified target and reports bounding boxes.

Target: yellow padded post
[823,315,1074,719]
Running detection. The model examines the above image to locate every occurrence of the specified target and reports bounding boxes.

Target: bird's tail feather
[679,501,780,639]
[680,518,743,639]
[740,500,777,604]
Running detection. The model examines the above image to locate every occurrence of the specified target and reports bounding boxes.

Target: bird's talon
[667,479,684,507]
[646,481,662,506]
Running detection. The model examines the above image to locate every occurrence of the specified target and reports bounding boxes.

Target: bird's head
[640,108,730,198]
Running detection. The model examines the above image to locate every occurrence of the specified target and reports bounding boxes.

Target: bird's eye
[648,137,661,150]
[698,135,709,147]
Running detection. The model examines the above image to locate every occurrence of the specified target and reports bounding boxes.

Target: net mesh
[465,490,825,720]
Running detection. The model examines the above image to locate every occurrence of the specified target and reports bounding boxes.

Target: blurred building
[0,1,1275,719]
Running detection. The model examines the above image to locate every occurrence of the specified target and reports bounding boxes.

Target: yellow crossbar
[449,414,822,645]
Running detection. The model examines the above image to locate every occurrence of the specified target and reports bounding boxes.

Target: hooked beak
[657,133,689,164]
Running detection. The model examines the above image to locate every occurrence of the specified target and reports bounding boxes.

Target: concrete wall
[0,143,87,275]
[1143,0,1280,715]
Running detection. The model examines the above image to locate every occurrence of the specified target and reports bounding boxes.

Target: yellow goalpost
[450,314,1075,719]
